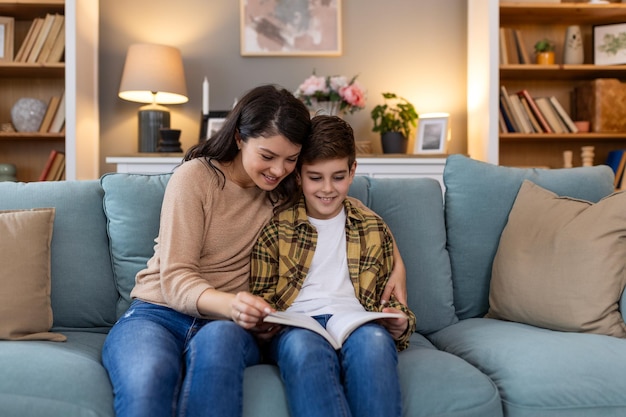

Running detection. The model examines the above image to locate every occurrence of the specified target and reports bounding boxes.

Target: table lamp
[118,43,188,152]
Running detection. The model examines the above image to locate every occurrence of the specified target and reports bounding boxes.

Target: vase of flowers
[295,72,366,117]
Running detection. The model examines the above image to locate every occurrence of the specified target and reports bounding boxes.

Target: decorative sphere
[11,98,47,132]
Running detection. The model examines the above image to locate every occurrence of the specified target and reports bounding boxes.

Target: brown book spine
[517,90,553,133]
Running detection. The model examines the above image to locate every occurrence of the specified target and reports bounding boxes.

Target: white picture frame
[414,114,449,154]
[206,111,229,140]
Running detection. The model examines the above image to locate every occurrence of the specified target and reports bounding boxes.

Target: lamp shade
[118,43,188,105]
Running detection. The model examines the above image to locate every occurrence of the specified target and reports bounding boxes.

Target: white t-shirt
[287,208,365,316]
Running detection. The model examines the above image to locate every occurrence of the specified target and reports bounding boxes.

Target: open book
[264,310,404,350]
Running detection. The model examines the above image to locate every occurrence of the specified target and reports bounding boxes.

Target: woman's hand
[230,291,274,330]
[380,307,408,340]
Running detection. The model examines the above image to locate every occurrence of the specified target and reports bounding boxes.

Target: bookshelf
[468,1,626,168]
[0,0,99,182]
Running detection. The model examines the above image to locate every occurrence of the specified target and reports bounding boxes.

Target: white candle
[202,77,209,115]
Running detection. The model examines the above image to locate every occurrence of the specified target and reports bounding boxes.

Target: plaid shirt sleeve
[250,219,280,307]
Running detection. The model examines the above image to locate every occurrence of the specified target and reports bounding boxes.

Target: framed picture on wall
[240,0,342,56]
[413,114,449,154]
[593,22,626,65]
[0,17,14,62]
[206,111,229,140]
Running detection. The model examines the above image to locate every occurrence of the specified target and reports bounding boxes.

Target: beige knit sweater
[131,158,274,318]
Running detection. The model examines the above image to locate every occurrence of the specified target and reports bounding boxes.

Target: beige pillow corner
[488,180,626,338]
[0,207,66,342]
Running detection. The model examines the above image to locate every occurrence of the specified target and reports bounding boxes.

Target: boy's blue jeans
[268,314,401,417]
[102,300,261,417]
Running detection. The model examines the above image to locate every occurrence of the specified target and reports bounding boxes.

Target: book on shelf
[38,150,65,181]
[46,19,65,63]
[27,13,56,63]
[39,96,61,133]
[16,17,43,63]
[508,94,534,133]
[605,150,626,188]
[503,27,520,65]
[517,89,553,133]
[513,29,531,64]
[535,97,567,133]
[518,95,542,133]
[48,92,65,133]
[500,86,520,132]
[548,96,579,133]
[499,27,509,65]
[499,101,515,133]
[263,310,404,350]
[37,14,64,63]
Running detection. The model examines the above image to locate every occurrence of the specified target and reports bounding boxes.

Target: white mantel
[106,154,448,188]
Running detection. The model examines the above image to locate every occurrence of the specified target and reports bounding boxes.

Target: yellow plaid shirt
[250,196,416,351]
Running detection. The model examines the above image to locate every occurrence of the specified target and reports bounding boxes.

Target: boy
[250,115,416,417]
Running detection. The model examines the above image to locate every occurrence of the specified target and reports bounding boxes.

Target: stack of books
[499,86,579,134]
[14,13,65,63]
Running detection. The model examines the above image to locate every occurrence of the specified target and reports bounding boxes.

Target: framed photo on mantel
[240,0,342,56]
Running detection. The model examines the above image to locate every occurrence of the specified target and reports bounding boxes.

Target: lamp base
[138,104,170,152]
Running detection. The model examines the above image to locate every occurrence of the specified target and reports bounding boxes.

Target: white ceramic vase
[563,25,584,65]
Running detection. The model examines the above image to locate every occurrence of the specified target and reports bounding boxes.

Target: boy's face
[299,157,356,220]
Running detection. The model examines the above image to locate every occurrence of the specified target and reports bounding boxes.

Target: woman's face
[237,134,301,190]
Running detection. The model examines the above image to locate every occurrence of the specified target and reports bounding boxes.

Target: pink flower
[340,81,366,109]
[295,71,367,114]
[297,75,327,96]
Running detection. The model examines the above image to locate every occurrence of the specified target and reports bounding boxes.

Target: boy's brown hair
[298,115,356,171]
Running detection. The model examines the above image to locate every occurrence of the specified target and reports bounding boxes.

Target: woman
[102,84,407,417]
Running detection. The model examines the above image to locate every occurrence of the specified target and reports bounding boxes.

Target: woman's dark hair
[184,84,311,212]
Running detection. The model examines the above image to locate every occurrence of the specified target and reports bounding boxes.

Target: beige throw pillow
[0,208,66,341]
[487,180,626,338]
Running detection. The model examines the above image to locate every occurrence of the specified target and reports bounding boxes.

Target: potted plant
[534,38,555,65]
[371,92,418,153]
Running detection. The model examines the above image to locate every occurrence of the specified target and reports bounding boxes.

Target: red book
[38,150,59,181]
[517,89,553,133]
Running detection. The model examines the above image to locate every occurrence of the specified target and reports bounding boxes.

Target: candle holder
[199,113,209,143]
[158,128,183,152]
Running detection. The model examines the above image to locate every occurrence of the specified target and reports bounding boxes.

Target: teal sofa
[0,154,624,417]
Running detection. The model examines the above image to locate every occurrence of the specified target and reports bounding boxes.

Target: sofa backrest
[0,180,118,331]
[100,171,458,334]
[349,176,457,334]
[100,173,171,318]
[443,155,616,320]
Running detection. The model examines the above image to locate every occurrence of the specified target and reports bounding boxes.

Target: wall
[99,0,467,175]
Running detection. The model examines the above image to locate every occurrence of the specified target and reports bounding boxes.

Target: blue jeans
[268,315,401,417]
[102,300,261,417]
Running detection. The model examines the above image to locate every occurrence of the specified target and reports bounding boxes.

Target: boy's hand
[380,307,408,340]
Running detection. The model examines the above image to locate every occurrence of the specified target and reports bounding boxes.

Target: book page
[264,310,404,350]
[326,311,404,347]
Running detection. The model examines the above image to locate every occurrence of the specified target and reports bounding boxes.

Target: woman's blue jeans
[267,314,401,417]
[102,300,261,417]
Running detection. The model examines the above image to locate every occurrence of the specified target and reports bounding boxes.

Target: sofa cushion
[443,155,615,320]
[487,181,626,337]
[0,331,113,417]
[0,208,65,341]
[0,181,117,331]
[100,173,172,317]
[349,176,457,334]
[429,318,626,417]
